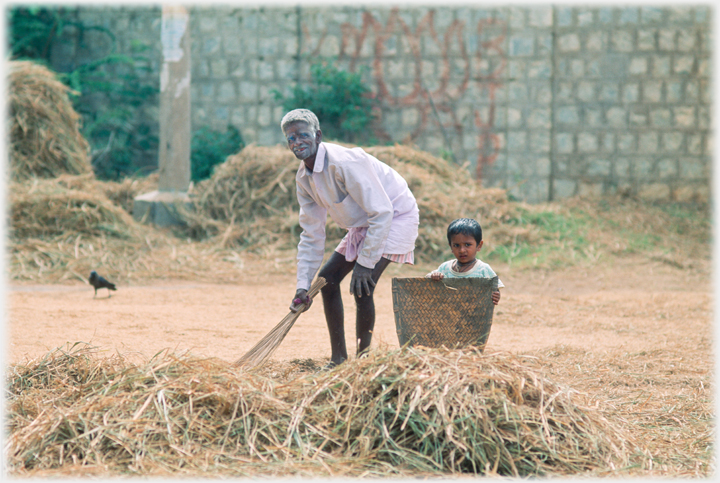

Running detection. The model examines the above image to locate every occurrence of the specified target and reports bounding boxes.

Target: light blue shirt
[429,259,505,288]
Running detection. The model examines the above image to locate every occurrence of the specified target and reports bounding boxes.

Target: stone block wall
[61,4,711,203]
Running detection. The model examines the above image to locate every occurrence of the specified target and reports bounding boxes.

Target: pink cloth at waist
[336,227,414,265]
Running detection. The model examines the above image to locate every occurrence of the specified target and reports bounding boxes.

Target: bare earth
[7,256,712,367]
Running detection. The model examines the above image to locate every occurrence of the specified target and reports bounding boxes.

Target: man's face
[285,121,321,161]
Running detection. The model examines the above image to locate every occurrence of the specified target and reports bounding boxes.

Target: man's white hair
[280,109,320,134]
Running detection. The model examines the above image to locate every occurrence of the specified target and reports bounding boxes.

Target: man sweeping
[282,109,419,369]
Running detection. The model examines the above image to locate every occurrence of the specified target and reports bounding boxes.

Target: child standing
[427,218,503,305]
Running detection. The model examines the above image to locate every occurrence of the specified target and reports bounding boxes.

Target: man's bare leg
[318,251,356,365]
[354,257,391,357]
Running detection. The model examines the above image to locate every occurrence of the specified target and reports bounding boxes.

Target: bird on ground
[89,271,117,298]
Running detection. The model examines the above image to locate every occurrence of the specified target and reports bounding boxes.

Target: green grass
[483,199,711,270]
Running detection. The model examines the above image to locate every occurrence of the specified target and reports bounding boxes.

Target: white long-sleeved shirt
[295,142,419,290]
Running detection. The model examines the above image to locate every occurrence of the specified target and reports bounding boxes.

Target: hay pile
[7,174,242,283]
[8,60,92,181]
[186,144,521,261]
[6,343,632,477]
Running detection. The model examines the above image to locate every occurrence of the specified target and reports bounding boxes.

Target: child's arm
[492,289,501,305]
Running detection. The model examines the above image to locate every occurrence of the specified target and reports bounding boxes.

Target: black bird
[89,271,117,298]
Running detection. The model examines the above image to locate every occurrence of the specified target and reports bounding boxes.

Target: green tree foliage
[191,126,245,182]
[275,63,378,144]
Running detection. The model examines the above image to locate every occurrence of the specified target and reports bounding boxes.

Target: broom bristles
[234,277,326,368]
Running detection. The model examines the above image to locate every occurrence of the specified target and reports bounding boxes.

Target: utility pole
[134,5,192,225]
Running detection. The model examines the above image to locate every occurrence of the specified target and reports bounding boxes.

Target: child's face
[450,233,483,264]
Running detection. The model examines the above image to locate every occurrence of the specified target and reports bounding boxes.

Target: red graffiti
[305,9,506,181]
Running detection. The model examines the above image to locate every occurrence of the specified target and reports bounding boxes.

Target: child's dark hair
[447,218,483,245]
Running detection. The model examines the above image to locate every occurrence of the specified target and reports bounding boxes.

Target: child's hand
[429,271,444,281]
[492,290,501,305]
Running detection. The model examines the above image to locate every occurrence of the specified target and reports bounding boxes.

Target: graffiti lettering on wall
[301,8,507,180]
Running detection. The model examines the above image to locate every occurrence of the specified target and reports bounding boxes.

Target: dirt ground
[7,255,712,367]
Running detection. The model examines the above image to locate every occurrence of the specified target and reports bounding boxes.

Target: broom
[234,277,326,368]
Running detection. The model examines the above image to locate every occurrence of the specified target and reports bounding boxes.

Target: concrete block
[656,157,678,178]
[528,60,552,79]
[577,81,595,102]
[527,108,550,129]
[599,83,619,102]
[628,56,648,75]
[203,37,221,55]
[658,29,676,50]
[641,7,664,24]
[666,81,683,102]
[619,7,639,24]
[618,134,635,153]
[611,30,634,52]
[578,182,604,197]
[133,191,193,227]
[577,10,594,26]
[557,7,573,26]
[578,133,598,153]
[507,131,527,152]
[606,107,627,127]
[558,33,581,52]
[510,35,535,56]
[668,6,693,23]
[586,31,606,51]
[570,59,585,77]
[638,183,671,200]
[615,157,632,177]
[533,84,552,103]
[637,30,656,51]
[652,55,671,76]
[509,7,526,29]
[634,156,654,176]
[528,6,553,27]
[650,108,672,127]
[639,132,659,153]
[642,80,663,102]
[587,157,611,177]
[239,81,257,102]
[401,108,419,127]
[602,133,615,152]
[599,8,614,24]
[687,134,703,155]
[623,83,639,102]
[674,106,696,128]
[506,108,523,128]
[677,29,698,52]
[698,106,710,129]
[530,131,550,153]
[214,106,229,122]
[585,109,602,128]
[557,82,574,101]
[553,179,577,198]
[557,106,580,125]
[677,157,707,179]
[674,55,694,75]
[555,133,574,154]
[661,132,685,153]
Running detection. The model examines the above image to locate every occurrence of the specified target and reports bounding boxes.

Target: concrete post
[134,5,192,226]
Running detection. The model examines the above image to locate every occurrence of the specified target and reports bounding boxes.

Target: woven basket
[391,276,497,351]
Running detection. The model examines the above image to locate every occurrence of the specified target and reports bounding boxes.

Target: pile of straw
[7,174,237,284]
[9,176,143,241]
[6,343,632,477]
[186,144,522,260]
[8,60,92,181]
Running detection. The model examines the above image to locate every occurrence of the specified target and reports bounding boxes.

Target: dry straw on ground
[6,343,632,477]
[8,60,91,181]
